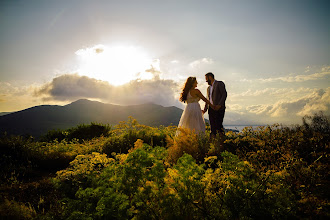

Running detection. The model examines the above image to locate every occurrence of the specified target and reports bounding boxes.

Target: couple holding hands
[178,72,227,142]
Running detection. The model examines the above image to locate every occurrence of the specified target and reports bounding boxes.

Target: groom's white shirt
[209,80,215,105]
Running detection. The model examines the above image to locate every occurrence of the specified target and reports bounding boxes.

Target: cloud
[238,66,330,84]
[267,99,308,118]
[246,104,272,115]
[227,104,243,111]
[34,74,110,101]
[0,82,32,97]
[258,66,330,83]
[95,48,104,54]
[261,88,328,119]
[267,88,330,117]
[0,82,45,112]
[189,58,214,68]
[75,44,106,56]
[226,87,330,125]
[231,88,316,101]
[304,66,311,73]
[34,73,181,107]
[297,87,330,116]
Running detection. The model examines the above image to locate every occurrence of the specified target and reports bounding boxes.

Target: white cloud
[0,82,49,112]
[75,44,106,56]
[227,104,243,111]
[258,66,330,82]
[225,87,330,125]
[189,58,214,68]
[237,66,330,84]
[231,87,316,100]
[246,104,272,115]
[304,66,311,73]
[297,87,330,116]
[263,88,328,119]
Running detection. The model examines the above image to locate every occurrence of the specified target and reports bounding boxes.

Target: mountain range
[0,99,186,137]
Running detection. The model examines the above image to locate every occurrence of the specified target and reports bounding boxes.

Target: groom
[202,72,227,140]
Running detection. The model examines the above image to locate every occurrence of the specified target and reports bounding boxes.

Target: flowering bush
[224,113,330,218]
[102,117,175,155]
[53,139,297,219]
[1,114,328,219]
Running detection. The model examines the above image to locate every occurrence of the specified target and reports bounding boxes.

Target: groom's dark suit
[204,80,227,136]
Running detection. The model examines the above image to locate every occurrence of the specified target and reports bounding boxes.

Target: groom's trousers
[209,108,225,136]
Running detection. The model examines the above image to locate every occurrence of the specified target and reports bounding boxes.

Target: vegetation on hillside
[0,114,329,219]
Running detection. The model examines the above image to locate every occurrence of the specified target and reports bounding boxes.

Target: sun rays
[75,44,155,86]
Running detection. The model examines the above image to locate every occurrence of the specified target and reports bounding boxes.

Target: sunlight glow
[75,44,154,85]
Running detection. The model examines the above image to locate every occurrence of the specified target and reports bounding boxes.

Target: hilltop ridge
[0,99,183,137]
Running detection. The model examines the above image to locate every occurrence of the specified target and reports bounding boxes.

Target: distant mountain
[0,99,185,137]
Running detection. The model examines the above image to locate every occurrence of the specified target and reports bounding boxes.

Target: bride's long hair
[180,77,196,103]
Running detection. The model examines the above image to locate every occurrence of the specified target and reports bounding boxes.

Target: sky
[0,0,329,125]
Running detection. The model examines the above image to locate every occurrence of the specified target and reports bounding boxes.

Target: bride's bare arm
[193,89,214,108]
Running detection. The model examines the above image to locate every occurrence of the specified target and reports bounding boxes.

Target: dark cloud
[34,73,180,107]
[34,74,110,101]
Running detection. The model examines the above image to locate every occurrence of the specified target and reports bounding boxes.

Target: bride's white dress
[177,91,206,134]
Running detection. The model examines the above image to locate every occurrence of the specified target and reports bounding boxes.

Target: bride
[177,77,215,134]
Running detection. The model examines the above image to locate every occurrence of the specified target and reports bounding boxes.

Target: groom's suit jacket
[204,80,227,112]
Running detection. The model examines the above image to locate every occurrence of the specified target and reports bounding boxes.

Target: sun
[75,44,155,85]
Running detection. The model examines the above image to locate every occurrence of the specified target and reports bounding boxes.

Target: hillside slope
[0,99,184,137]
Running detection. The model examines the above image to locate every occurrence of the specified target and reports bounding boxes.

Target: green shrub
[1,115,328,219]
[55,142,168,219]
[0,135,35,184]
[102,118,175,156]
[0,199,36,220]
[54,141,297,219]
[224,113,330,219]
[41,122,112,142]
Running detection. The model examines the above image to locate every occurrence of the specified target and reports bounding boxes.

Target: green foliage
[224,113,330,219]
[207,152,296,219]
[166,127,210,164]
[102,117,175,155]
[55,143,168,219]
[54,145,297,219]
[0,135,35,184]
[0,135,107,185]
[1,114,329,219]
[0,199,36,219]
[41,122,112,142]
[54,152,113,197]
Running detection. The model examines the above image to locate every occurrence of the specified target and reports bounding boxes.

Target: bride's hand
[215,105,221,110]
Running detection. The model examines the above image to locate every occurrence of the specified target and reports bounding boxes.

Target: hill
[0,99,184,137]
[0,112,12,116]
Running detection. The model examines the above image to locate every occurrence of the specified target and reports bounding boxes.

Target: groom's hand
[215,105,221,110]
